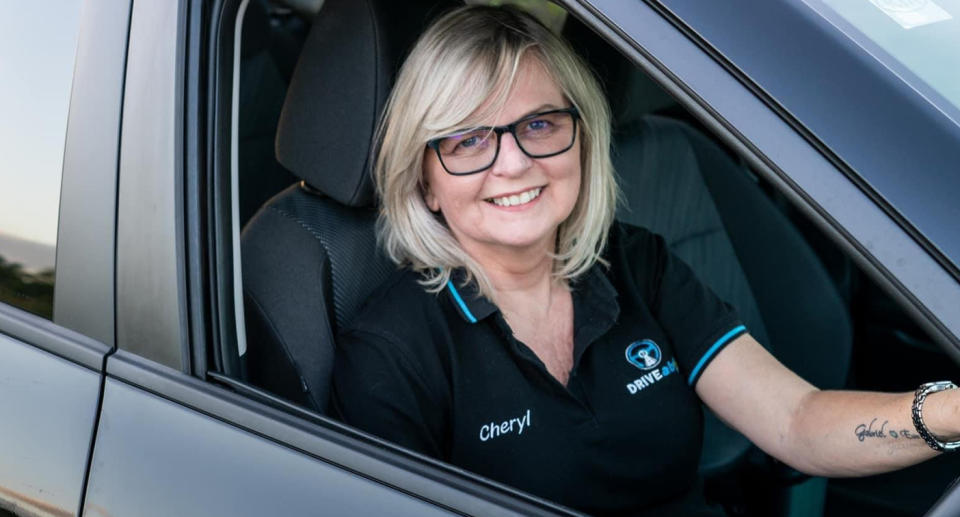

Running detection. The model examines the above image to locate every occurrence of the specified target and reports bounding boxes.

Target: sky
[0,1,83,248]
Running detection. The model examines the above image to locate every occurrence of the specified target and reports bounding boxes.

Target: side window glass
[0,3,83,319]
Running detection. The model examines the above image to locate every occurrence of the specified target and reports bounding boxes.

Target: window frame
[115,0,191,369]
[52,0,132,348]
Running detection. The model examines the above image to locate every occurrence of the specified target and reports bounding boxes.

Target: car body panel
[82,377,455,517]
[89,350,582,516]
[0,326,101,517]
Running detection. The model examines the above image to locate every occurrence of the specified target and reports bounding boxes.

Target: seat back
[613,115,852,476]
[241,0,452,412]
[563,14,851,477]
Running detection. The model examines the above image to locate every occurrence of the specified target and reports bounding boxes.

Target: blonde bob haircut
[374,5,618,298]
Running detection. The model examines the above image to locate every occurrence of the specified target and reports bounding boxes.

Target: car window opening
[220,1,960,516]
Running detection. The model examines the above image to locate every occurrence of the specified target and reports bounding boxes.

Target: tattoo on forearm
[854,418,922,442]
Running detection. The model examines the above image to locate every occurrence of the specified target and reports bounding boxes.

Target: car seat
[614,115,853,474]
[241,0,453,412]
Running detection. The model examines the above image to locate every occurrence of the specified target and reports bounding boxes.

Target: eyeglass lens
[436,110,576,175]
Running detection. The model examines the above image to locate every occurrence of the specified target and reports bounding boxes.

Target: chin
[487,227,558,251]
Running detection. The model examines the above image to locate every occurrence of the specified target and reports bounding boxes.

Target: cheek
[557,154,583,207]
[422,160,484,216]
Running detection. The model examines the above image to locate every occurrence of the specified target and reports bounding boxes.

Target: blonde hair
[374,5,617,298]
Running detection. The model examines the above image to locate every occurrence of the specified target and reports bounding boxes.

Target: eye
[526,119,552,132]
[458,135,480,149]
[441,129,491,155]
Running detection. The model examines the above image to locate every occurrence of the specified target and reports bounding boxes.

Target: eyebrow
[445,103,566,136]
[518,103,563,119]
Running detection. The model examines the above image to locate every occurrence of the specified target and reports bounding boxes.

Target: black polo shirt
[331,223,746,516]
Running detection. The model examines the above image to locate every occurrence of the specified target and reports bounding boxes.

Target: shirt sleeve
[623,225,747,387]
[330,328,449,459]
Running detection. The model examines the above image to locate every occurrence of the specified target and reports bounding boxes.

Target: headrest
[280,0,326,18]
[275,0,451,207]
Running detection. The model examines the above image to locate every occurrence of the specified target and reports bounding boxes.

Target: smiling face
[422,57,582,263]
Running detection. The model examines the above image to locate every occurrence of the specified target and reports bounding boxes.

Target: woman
[331,5,960,515]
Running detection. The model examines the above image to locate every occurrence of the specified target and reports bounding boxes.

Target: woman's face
[422,58,582,261]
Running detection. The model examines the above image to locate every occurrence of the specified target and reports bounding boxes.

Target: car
[1,0,958,516]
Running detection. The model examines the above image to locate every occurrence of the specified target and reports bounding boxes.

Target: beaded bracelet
[912,381,960,453]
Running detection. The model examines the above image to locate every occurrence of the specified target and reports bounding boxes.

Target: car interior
[221,0,960,515]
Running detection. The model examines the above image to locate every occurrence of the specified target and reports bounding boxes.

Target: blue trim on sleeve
[687,325,747,386]
[446,282,477,323]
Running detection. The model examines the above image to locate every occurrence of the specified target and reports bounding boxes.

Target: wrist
[925,389,960,441]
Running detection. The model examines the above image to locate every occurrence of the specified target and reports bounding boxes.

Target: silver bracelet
[912,381,960,452]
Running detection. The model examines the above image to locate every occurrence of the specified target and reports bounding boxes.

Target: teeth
[490,187,542,207]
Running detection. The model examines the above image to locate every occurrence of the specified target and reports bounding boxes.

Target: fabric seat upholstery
[241,0,452,412]
[613,115,852,477]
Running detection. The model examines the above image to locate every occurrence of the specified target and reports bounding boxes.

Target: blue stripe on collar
[446,281,478,324]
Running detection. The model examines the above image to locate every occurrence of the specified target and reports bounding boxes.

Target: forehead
[463,56,567,128]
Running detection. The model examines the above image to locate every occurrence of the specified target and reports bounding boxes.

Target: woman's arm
[696,334,960,477]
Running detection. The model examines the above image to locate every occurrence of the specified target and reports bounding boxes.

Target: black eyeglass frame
[426,107,580,176]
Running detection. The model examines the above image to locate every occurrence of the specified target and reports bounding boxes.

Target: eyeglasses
[426,107,580,176]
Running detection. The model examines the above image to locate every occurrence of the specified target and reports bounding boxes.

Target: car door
[78,1,579,515]
[0,1,124,516]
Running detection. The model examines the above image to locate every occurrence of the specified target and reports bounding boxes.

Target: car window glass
[800,0,960,123]
[0,2,83,319]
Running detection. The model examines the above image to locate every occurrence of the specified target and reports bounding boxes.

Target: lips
[485,186,543,207]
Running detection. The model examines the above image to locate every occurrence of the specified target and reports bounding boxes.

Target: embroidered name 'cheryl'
[479,409,532,442]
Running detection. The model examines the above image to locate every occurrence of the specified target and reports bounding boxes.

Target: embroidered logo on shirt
[625,340,679,395]
[627,357,679,395]
[625,339,662,370]
[479,409,532,442]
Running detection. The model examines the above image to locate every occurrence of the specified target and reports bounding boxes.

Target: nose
[489,131,532,177]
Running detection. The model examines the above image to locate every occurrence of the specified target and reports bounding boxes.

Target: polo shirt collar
[444,269,498,323]
[442,265,620,332]
[571,264,620,362]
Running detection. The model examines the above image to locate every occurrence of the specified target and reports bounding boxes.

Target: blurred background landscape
[0,232,55,319]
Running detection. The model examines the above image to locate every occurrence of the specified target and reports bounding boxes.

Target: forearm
[698,335,960,477]
[785,388,959,477]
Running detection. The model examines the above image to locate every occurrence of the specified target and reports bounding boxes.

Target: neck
[458,239,564,318]
[458,234,555,292]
